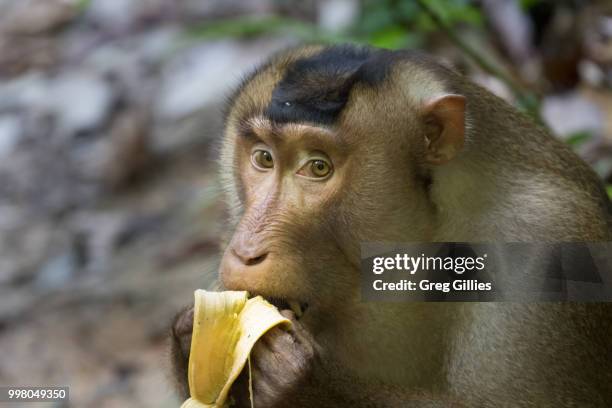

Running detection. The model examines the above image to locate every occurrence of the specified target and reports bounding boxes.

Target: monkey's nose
[231,247,268,266]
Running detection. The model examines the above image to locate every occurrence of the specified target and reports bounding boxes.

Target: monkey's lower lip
[259,296,309,318]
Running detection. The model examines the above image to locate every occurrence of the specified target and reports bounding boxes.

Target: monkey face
[219,117,359,325]
[218,116,434,329]
[218,45,467,328]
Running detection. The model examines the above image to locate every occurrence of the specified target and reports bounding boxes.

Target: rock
[80,27,179,103]
[0,70,114,137]
[317,0,359,34]
[0,220,59,287]
[85,0,137,32]
[0,73,48,112]
[136,26,181,67]
[599,16,612,39]
[0,115,21,157]
[154,41,240,121]
[91,26,179,73]
[152,104,224,154]
[155,39,290,121]
[0,1,12,14]
[0,35,59,77]
[541,91,605,139]
[82,43,149,101]
[69,211,130,273]
[0,204,24,230]
[70,109,152,189]
[0,141,99,215]
[85,0,182,31]
[47,71,115,136]
[179,0,273,20]
[33,251,78,291]
[0,0,78,35]
[152,37,293,153]
[579,60,606,88]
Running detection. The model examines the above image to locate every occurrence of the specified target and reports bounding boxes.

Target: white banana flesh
[181,290,290,408]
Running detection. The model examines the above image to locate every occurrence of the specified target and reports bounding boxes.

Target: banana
[181,290,291,408]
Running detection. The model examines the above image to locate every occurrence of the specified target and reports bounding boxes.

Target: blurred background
[0,0,611,406]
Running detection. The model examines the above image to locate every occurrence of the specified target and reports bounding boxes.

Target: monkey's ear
[421,94,466,165]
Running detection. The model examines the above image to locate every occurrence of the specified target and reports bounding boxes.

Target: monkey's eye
[298,159,333,179]
[251,149,274,170]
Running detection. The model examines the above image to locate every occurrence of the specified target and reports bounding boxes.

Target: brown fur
[171,44,612,407]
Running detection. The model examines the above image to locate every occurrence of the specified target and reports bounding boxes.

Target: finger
[260,322,316,365]
[279,310,313,345]
[251,348,306,403]
[253,334,312,380]
[280,309,296,321]
[250,364,281,404]
[261,326,296,350]
[278,311,316,352]
[251,338,285,373]
[277,310,312,342]
[290,321,315,349]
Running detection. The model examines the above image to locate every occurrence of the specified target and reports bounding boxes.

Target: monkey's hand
[171,307,321,407]
[230,310,320,407]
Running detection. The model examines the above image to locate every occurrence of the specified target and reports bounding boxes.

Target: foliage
[76,0,92,13]
[355,0,482,49]
[565,131,594,148]
[185,0,483,50]
[185,15,349,43]
[519,0,545,10]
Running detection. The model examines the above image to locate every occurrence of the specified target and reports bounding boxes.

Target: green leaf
[369,26,410,49]
[607,185,612,200]
[515,93,542,123]
[76,0,91,12]
[419,0,483,27]
[359,7,395,34]
[397,1,421,18]
[565,131,594,148]
[520,0,542,10]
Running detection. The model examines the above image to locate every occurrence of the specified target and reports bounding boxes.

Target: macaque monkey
[171,45,612,407]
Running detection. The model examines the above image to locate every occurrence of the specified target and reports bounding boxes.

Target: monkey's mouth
[258,296,309,319]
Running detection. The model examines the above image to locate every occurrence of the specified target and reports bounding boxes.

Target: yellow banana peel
[181,290,290,408]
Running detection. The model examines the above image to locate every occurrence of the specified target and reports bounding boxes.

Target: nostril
[231,248,268,266]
